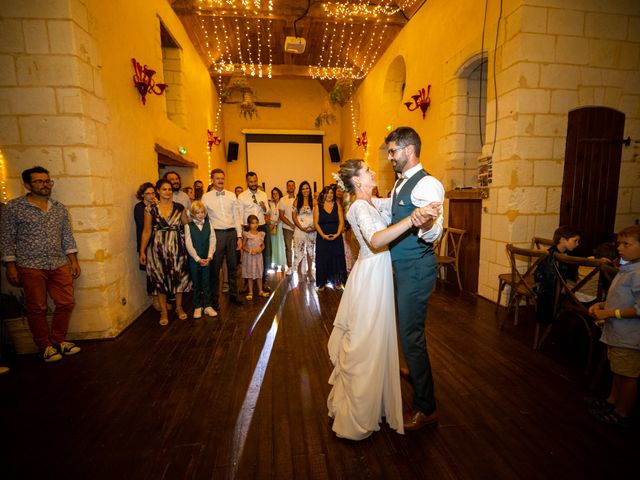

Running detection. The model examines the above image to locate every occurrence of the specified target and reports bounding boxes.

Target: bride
[327,159,441,440]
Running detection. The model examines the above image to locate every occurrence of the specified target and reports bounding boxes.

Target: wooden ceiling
[170,0,426,82]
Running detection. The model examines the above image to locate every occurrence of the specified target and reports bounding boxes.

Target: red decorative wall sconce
[132,58,167,105]
[207,130,221,151]
[356,131,368,152]
[404,85,431,119]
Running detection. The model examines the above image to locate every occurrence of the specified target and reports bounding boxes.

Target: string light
[197,0,406,81]
[0,150,8,203]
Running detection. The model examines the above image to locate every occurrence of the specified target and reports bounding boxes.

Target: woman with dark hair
[269,187,287,271]
[134,182,161,310]
[326,159,440,440]
[291,181,316,280]
[193,180,204,201]
[139,179,191,325]
[314,185,347,290]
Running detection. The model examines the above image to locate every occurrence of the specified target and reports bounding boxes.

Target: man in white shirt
[373,127,445,431]
[279,179,296,273]
[201,168,244,308]
[237,171,271,288]
[164,171,191,212]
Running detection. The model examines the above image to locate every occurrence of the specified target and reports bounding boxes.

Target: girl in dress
[314,185,347,290]
[268,187,287,271]
[139,179,191,325]
[242,215,270,300]
[291,181,316,281]
[327,159,440,440]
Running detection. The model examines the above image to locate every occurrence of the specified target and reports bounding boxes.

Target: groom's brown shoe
[403,409,438,430]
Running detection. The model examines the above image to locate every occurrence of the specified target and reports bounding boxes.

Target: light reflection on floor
[230,314,279,478]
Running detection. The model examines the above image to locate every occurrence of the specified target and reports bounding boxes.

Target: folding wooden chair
[436,227,465,290]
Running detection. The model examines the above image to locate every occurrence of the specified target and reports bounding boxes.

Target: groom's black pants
[393,253,438,415]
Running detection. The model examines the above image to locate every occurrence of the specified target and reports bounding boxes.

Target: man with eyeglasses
[237,171,271,289]
[201,168,244,308]
[373,127,445,431]
[1,166,82,363]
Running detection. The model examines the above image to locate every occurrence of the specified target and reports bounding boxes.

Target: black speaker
[328,144,340,163]
[227,141,239,162]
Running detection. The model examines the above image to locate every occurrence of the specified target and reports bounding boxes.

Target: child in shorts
[588,225,640,427]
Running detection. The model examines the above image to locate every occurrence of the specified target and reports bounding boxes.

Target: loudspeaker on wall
[328,144,340,163]
[227,141,239,162]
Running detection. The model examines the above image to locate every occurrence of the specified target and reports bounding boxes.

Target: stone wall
[0,0,220,338]
[478,0,640,302]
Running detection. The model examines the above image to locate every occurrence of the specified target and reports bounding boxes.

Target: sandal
[259,291,270,298]
[584,397,614,412]
[159,314,169,326]
[591,410,632,428]
[177,310,188,320]
[246,294,253,300]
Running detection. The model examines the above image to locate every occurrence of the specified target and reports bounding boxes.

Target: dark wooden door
[560,107,625,256]
[447,196,482,292]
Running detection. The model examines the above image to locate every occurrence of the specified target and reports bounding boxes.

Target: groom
[377,127,445,430]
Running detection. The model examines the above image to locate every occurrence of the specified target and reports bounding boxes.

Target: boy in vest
[185,201,217,318]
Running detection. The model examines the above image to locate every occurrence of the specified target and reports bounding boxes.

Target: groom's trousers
[393,253,438,415]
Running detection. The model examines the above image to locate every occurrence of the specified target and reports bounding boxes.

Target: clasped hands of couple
[409,202,442,230]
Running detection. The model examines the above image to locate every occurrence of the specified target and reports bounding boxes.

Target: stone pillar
[0,0,132,338]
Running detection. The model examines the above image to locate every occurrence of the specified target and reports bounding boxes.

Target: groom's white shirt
[372,163,445,243]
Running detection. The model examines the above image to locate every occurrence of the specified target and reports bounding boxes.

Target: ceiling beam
[173,7,407,27]
[210,64,314,78]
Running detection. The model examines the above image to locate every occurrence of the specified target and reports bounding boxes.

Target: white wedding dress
[327,199,404,440]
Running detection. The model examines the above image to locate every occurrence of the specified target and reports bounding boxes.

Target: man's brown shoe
[403,409,438,430]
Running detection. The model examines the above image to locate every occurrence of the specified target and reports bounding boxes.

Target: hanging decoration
[131,58,167,105]
[356,131,368,152]
[404,85,431,119]
[208,129,221,151]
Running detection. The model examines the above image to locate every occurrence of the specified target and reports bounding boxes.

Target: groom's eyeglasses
[387,145,411,156]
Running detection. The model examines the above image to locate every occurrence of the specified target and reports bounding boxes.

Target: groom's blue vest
[390,169,434,261]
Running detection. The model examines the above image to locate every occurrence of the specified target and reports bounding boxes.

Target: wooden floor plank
[1,274,638,479]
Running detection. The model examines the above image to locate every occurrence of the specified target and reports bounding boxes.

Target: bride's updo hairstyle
[337,159,364,194]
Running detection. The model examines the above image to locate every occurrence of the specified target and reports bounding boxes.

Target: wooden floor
[1,273,638,479]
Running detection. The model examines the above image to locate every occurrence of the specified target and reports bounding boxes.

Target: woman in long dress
[327,159,439,440]
[139,179,191,325]
[314,185,347,290]
[268,187,287,271]
[291,181,316,281]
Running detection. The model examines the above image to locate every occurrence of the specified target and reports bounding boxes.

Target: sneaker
[58,341,81,356]
[204,306,218,317]
[43,345,63,363]
[193,307,203,319]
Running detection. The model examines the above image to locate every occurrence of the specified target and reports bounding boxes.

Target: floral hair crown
[331,172,346,191]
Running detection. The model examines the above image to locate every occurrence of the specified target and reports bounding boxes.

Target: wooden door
[447,195,482,292]
[560,107,625,255]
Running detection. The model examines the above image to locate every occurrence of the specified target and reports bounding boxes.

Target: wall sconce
[132,58,167,105]
[356,131,368,152]
[207,129,221,151]
[404,85,431,119]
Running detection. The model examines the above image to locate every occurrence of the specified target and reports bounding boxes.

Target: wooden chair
[531,236,554,250]
[496,245,549,339]
[537,253,618,372]
[436,227,465,290]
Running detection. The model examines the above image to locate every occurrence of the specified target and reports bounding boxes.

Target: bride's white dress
[327,199,404,440]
